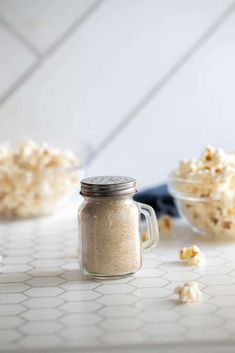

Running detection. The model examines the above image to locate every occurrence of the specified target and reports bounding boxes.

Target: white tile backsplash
[0,0,98,53]
[0,0,233,168]
[88,7,235,187]
[0,24,35,98]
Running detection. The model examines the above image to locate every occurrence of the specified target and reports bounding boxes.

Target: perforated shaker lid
[80,176,137,197]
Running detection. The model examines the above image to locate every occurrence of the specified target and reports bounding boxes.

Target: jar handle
[138,202,159,250]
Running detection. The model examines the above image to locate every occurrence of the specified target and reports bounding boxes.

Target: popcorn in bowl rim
[170,146,235,238]
[0,140,80,218]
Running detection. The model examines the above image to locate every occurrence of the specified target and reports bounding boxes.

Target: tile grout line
[0,61,41,107]
[91,1,235,162]
[42,0,105,57]
[0,15,41,57]
[0,0,105,108]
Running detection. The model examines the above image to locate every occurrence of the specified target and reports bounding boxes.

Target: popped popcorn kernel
[201,145,215,163]
[187,252,205,266]
[158,215,173,235]
[179,245,205,266]
[175,281,202,304]
[187,245,201,258]
[179,247,189,261]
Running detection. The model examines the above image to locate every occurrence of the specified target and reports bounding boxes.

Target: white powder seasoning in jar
[78,176,159,278]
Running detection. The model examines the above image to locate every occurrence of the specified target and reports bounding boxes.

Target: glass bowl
[0,143,92,219]
[168,174,235,240]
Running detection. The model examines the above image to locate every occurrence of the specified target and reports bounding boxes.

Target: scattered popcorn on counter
[179,245,205,266]
[0,140,80,218]
[175,281,202,304]
[179,247,190,261]
[158,214,173,235]
[187,253,205,266]
[170,146,235,238]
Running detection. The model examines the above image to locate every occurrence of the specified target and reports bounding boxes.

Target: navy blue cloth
[134,184,179,218]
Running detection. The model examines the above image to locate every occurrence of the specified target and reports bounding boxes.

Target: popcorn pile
[175,281,202,304]
[171,146,235,238]
[179,245,205,266]
[0,140,80,218]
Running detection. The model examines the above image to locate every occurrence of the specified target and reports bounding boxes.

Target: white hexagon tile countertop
[1,205,235,352]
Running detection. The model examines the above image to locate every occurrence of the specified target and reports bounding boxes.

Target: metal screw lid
[80,176,137,197]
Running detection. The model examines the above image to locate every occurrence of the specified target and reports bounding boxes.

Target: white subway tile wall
[0,0,234,187]
[0,24,35,97]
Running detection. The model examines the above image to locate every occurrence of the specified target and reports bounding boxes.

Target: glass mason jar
[78,176,159,278]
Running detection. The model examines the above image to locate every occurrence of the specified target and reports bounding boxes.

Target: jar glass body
[78,194,142,278]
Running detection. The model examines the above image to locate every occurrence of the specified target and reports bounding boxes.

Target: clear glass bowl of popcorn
[0,140,92,219]
[168,146,235,240]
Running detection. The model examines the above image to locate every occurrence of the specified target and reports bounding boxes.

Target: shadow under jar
[78,176,159,279]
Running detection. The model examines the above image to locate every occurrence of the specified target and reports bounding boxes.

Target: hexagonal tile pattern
[0,273,31,283]
[60,290,101,301]
[193,266,231,275]
[99,306,140,318]
[0,265,32,273]
[30,259,65,268]
[60,270,89,281]
[96,284,134,295]
[185,328,230,341]
[60,313,102,326]
[61,326,103,340]
[0,304,25,316]
[99,318,142,331]
[26,276,64,287]
[97,294,137,306]
[134,287,171,299]
[21,309,63,321]
[102,331,146,345]
[179,314,222,328]
[2,256,32,265]
[133,268,165,278]
[60,301,101,313]
[0,293,27,304]
[0,317,24,329]
[3,211,235,351]
[18,335,62,348]
[20,321,62,334]
[23,297,64,308]
[0,330,22,343]
[130,277,169,288]
[142,259,160,269]
[24,286,64,297]
[142,322,185,336]
[217,308,235,319]
[204,285,235,296]
[138,310,181,323]
[162,271,200,282]
[60,281,99,291]
[210,296,235,307]
[28,268,64,277]
[199,275,235,285]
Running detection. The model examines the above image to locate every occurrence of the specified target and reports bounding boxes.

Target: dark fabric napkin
[134,184,179,218]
